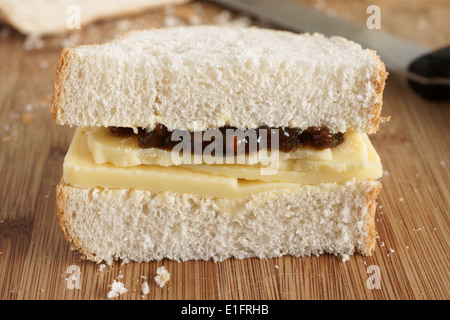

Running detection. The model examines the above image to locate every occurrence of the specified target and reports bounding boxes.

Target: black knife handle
[407,45,450,101]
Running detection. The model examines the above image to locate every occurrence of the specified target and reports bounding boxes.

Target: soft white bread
[56,178,381,265]
[0,0,189,36]
[51,26,388,134]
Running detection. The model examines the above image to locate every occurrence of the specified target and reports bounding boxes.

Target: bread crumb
[398,197,404,202]
[155,266,170,288]
[9,111,20,120]
[214,10,232,25]
[415,173,420,178]
[439,160,446,167]
[141,281,150,295]
[413,227,424,232]
[341,254,350,262]
[406,246,409,249]
[188,14,202,25]
[390,248,395,253]
[383,170,390,176]
[229,16,252,28]
[107,280,128,299]
[213,10,252,28]
[116,19,132,31]
[59,33,81,48]
[164,16,185,27]
[23,35,44,51]
[25,103,33,111]
[274,265,279,269]
[98,264,106,272]
[380,242,385,247]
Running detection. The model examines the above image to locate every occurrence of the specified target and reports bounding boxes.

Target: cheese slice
[63,128,383,198]
[86,127,374,175]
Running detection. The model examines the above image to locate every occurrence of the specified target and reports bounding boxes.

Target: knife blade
[209,0,450,100]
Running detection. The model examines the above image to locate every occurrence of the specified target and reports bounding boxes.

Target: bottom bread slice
[56,179,381,265]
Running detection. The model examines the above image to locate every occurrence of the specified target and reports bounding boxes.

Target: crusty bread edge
[367,52,389,134]
[51,47,72,124]
[56,179,95,261]
[55,178,381,263]
[362,180,382,255]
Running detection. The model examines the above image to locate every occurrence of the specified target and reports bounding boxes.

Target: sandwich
[51,26,388,265]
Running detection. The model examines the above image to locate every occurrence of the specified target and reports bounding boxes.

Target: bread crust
[51,48,72,124]
[56,179,96,261]
[55,178,381,264]
[362,181,382,255]
[367,52,389,134]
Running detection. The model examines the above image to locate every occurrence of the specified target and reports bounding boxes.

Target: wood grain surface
[0,0,449,300]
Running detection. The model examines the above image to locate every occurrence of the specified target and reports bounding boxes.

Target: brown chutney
[109,124,344,155]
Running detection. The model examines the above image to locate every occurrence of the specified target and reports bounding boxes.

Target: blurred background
[0,0,449,300]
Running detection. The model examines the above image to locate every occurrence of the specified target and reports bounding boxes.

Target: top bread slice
[51,26,388,133]
[0,0,189,36]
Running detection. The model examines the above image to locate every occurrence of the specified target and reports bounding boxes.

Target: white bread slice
[0,0,189,36]
[56,178,381,265]
[51,26,388,134]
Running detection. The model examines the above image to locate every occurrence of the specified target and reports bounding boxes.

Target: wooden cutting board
[0,0,449,300]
